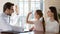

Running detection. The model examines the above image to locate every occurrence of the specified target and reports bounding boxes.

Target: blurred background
[0,0,60,31]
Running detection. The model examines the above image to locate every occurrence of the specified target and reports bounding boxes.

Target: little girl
[26,10,45,32]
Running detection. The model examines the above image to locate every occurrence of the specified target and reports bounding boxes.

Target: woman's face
[47,9,54,17]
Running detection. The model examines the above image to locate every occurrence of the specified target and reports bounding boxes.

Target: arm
[26,12,34,24]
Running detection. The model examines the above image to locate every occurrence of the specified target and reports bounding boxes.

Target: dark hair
[36,10,45,32]
[42,18,45,32]
[3,2,14,12]
[36,10,43,18]
[49,6,59,22]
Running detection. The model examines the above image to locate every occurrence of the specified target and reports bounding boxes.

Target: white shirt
[0,13,24,32]
[0,13,12,31]
[33,17,43,31]
[45,18,59,33]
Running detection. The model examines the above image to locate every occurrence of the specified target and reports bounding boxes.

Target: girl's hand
[28,12,32,15]
[26,12,34,24]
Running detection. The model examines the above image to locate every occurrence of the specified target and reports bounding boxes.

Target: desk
[0,31,60,34]
[20,31,60,34]
[0,31,20,34]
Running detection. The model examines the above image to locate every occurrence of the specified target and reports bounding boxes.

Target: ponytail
[42,17,45,32]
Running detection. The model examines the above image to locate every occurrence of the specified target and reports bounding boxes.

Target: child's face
[34,12,40,19]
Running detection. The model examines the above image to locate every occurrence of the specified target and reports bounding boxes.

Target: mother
[45,6,59,33]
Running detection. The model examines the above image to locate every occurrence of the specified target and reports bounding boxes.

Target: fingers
[28,12,32,15]
[15,5,19,15]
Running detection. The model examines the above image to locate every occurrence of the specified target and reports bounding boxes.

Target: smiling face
[9,6,14,15]
[47,9,54,17]
[34,10,43,20]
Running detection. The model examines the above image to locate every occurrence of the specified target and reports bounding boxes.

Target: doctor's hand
[15,5,19,15]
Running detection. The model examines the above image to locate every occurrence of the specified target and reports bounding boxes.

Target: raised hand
[15,5,19,15]
[28,12,32,16]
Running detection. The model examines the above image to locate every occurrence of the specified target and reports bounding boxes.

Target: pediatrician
[0,2,14,31]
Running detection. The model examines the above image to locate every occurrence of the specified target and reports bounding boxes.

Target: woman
[45,6,59,33]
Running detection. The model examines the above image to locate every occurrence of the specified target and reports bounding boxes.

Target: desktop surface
[0,31,60,34]
[20,31,60,34]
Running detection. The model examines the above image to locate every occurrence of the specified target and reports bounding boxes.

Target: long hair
[49,6,59,23]
[42,18,45,32]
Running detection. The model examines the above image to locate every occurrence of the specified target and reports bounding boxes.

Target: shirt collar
[2,13,10,18]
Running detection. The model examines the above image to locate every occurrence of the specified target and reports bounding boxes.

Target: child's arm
[26,12,34,24]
